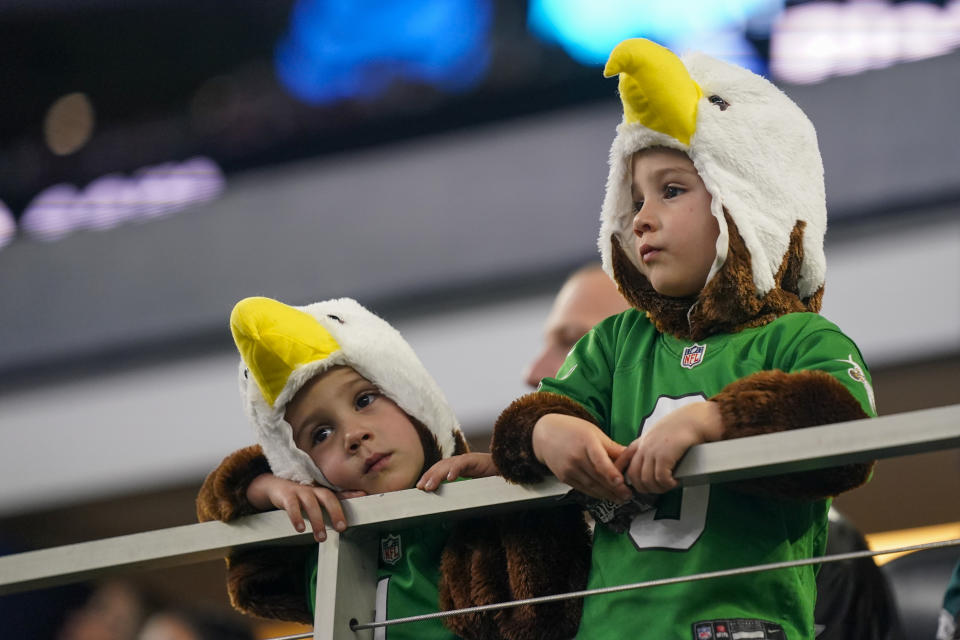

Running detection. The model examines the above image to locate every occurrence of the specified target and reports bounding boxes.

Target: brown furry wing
[494,506,590,640]
[440,518,509,640]
[225,545,314,624]
[196,444,271,522]
[196,445,314,623]
[440,507,591,640]
[710,369,875,499]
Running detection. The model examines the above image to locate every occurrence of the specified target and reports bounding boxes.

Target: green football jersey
[539,310,876,640]
[308,524,457,640]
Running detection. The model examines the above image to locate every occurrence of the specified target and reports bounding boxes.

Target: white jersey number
[375,577,389,640]
[627,394,710,551]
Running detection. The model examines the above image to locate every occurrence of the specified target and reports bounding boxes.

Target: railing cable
[348,537,960,633]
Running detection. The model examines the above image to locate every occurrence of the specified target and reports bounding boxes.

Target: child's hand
[532,413,631,503]
[615,401,723,493]
[416,453,497,491]
[247,473,348,543]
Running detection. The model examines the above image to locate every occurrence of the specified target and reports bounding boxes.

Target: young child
[197,296,590,640]
[491,38,877,640]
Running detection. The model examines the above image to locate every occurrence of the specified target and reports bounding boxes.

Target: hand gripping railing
[1,404,959,639]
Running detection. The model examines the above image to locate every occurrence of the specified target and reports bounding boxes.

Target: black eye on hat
[327,314,344,324]
[709,95,730,111]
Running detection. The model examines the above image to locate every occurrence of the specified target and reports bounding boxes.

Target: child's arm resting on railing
[708,369,875,500]
[196,444,270,522]
[196,445,316,622]
[197,450,356,543]
[493,370,874,500]
[246,473,352,543]
[196,446,588,638]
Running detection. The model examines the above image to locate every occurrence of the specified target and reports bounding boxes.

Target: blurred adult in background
[524,264,631,389]
[137,608,254,640]
[526,263,905,640]
[54,579,254,640]
[56,580,150,640]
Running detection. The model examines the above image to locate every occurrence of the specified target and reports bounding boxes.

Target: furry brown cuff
[440,506,591,640]
[439,518,507,640]
[225,545,314,624]
[196,445,271,522]
[710,369,875,500]
[491,392,598,483]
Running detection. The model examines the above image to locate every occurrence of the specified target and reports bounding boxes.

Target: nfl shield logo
[381,534,402,565]
[681,344,706,369]
[696,625,714,639]
[592,499,617,524]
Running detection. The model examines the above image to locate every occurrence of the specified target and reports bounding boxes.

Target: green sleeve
[306,547,317,616]
[786,327,878,418]
[537,319,616,430]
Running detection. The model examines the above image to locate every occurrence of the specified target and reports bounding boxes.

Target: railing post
[313,530,378,640]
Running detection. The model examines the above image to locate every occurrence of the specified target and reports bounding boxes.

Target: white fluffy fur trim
[598,124,729,285]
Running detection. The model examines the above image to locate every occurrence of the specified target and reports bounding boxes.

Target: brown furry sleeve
[196,445,271,522]
[439,518,509,640]
[440,505,591,640]
[491,392,598,483]
[196,445,313,623]
[710,369,875,500]
[224,545,314,624]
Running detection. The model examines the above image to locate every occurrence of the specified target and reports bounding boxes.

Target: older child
[198,296,589,640]
[492,38,877,639]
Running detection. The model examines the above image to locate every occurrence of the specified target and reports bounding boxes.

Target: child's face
[630,148,719,298]
[284,366,425,494]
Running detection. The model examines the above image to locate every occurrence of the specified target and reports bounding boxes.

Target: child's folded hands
[615,400,723,494]
[532,413,632,503]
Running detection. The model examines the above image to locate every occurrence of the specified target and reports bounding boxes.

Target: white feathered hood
[230,296,461,489]
[599,38,826,302]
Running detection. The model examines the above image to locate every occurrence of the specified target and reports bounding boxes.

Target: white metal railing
[1,404,959,639]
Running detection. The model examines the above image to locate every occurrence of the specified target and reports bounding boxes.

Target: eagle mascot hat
[600,38,827,308]
[230,296,462,489]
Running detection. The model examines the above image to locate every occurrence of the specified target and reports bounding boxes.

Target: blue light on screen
[275,0,493,105]
[528,0,784,74]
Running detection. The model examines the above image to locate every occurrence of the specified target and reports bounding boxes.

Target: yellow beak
[604,38,702,146]
[230,297,341,407]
